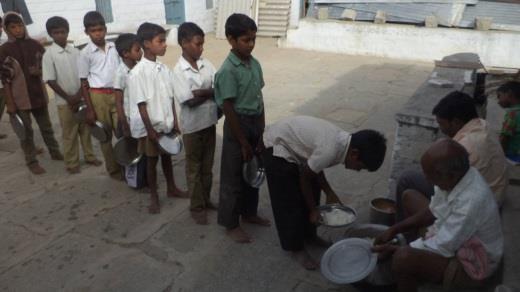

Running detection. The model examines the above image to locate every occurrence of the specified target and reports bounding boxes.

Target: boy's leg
[139,137,160,213]
[184,131,205,209]
[162,153,187,198]
[31,106,62,160]
[218,119,251,242]
[0,89,6,138]
[90,92,119,176]
[17,110,41,172]
[77,120,100,165]
[201,125,216,206]
[57,105,80,172]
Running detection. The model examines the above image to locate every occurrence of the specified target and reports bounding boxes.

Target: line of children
[42,16,101,174]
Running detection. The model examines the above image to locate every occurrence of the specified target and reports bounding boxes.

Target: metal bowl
[318,204,357,228]
[158,133,183,155]
[242,156,265,188]
[90,121,110,143]
[114,137,142,166]
[73,104,87,122]
[9,114,26,140]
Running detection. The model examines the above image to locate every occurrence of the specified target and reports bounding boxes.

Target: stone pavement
[0,35,495,292]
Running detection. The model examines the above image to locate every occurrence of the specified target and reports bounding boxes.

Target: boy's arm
[115,89,130,136]
[80,78,96,125]
[47,81,81,105]
[3,82,16,114]
[138,102,159,142]
[185,89,213,108]
[222,99,253,161]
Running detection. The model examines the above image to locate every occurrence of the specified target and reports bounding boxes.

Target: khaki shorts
[443,258,487,290]
[138,136,160,157]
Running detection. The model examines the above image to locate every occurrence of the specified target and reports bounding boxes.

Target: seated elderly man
[396,91,508,222]
[374,139,503,292]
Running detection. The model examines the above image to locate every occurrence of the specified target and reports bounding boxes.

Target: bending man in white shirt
[373,139,503,292]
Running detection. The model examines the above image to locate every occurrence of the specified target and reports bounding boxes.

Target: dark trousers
[263,148,321,251]
[217,116,262,229]
[395,169,434,221]
[17,106,61,165]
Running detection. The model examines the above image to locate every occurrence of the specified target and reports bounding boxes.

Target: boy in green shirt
[215,14,271,243]
[497,81,520,162]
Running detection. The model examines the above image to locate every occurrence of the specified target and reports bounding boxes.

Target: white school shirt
[42,42,81,106]
[263,116,351,173]
[172,56,218,134]
[410,167,503,276]
[113,62,132,117]
[128,57,175,138]
[77,41,120,88]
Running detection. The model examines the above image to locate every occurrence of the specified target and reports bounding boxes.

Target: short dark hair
[497,81,520,100]
[225,13,257,39]
[350,130,387,172]
[4,13,23,27]
[83,11,105,29]
[177,22,204,46]
[432,91,478,123]
[46,16,69,35]
[115,33,139,57]
[137,22,166,46]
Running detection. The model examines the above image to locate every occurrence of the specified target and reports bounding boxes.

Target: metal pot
[158,133,183,155]
[9,114,26,140]
[242,156,265,188]
[73,103,87,122]
[318,204,357,228]
[114,137,142,166]
[369,197,396,226]
[90,121,111,143]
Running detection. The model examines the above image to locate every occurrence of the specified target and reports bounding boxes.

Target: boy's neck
[93,40,106,50]
[123,58,137,69]
[231,49,250,63]
[182,52,198,70]
[55,41,67,48]
[144,51,157,62]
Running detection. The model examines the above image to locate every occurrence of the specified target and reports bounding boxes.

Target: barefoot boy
[215,14,270,243]
[497,81,520,163]
[42,16,101,174]
[78,11,120,179]
[128,22,187,214]
[173,22,218,225]
[0,12,62,174]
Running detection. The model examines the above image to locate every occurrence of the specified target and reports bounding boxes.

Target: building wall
[19,0,214,42]
[280,19,520,68]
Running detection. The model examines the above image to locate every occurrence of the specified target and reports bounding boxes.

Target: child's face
[124,42,143,62]
[497,91,513,108]
[181,35,204,61]
[85,24,107,46]
[7,22,25,40]
[144,33,167,57]
[50,27,69,47]
[228,30,256,59]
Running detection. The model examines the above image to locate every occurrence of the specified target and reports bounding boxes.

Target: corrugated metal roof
[460,1,520,30]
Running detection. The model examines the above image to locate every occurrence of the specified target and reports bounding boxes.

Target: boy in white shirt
[113,33,142,138]
[173,22,218,225]
[129,22,187,214]
[42,16,101,174]
[78,11,121,179]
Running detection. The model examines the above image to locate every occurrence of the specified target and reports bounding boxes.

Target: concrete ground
[1,35,515,292]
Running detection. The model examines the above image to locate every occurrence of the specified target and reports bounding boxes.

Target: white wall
[18,0,214,42]
[279,19,520,68]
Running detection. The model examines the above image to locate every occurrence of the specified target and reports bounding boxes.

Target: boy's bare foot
[167,188,188,198]
[226,227,253,243]
[191,208,208,225]
[0,133,7,139]
[291,250,319,270]
[86,159,102,166]
[66,166,81,174]
[148,197,160,214]
[36,147,44,155]
[110,171,124,181]
[28,163,46,175]
[242,215,271,227]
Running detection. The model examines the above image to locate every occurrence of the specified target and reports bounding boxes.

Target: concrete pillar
[289,0,301,28]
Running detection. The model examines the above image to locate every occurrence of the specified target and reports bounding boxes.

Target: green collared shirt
[214,52,264,115]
